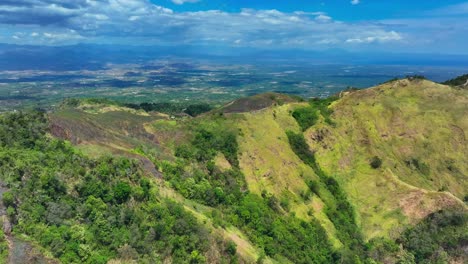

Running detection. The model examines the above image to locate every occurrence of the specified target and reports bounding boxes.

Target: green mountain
[0,78,466,263]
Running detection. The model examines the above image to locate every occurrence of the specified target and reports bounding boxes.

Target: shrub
[370,156,382,169]
[226,241,237,256]
[307,180,320,195]
[2,191,15,208]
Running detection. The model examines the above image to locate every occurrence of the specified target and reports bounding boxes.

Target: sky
[0,0,467,54]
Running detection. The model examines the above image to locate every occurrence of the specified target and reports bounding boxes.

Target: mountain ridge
[0,77,466,263]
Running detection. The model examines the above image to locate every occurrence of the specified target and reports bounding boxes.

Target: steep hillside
[9,79,466,263]
[305,79,467,237]
[236,103,343,248]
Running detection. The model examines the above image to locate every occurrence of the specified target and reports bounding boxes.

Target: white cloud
[0,0,407,49]
[346,31,402,43]
[351,0,360,5]
[171,0,200,5]
[315,14,332,22]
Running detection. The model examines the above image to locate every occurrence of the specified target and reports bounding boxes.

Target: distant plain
[1,60,467,112]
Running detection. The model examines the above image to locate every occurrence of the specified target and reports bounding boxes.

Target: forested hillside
[0,78,466,263]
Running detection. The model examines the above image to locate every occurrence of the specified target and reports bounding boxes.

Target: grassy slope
[49,106,174,158]
[305,79,467,238]
[236,103,342,248]
[215,92,301,114]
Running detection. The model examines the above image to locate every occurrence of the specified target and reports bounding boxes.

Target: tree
[113,182,132,203]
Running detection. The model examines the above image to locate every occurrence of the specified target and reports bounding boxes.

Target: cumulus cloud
[0,0,406,49]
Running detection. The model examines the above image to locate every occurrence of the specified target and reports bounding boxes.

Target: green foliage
[161,161,245,207]
[286,131,366,260]
[0,111,213,263]
[176,122,239,167]
[292,97,337,131]
[226,240,237,256]
[0,110,47,148]
[442,74,468,87]
[229,194,335,263]
[185,104,213,117]
[398,209,468,263]
[286,131,317,168]
[125,101,213,116]
[113,182,132,203]
[309,97,337,126]
[168,117,338,263]
[405,158,430,176]
[292,107,319,131]
[370,156,382,169]
[125,102,185,114]
[0,229,8,263]
[366,237,401,263]
[307,180,320,195]
[364,209,468,264]
[2,191,15,208]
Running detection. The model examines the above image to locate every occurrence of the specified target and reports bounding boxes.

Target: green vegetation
[0,111,238,263]
[228,194,335,263]
[126,102,213,116]
[1,77,467,263]
[176,122,239,167]
[184,104,213,117]
[62,98,214,116]
[399,209,467,263]
[292,97,337,131]
[164,115,337,263]
[405,158,430,176]
[442,74,468,87]
[286,131,365,260]
[161,161,246,207]
[166,118,245,206]
[370,156,382,169]
[292,106,319,131]
[365,208,468,264]
[0,229,8,263]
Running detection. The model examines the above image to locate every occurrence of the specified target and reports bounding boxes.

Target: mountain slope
[304,79,467,238]
[10,78,466,263]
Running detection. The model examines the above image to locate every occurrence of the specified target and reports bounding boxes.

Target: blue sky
[0,0,467,54]
[159,0,467,20]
